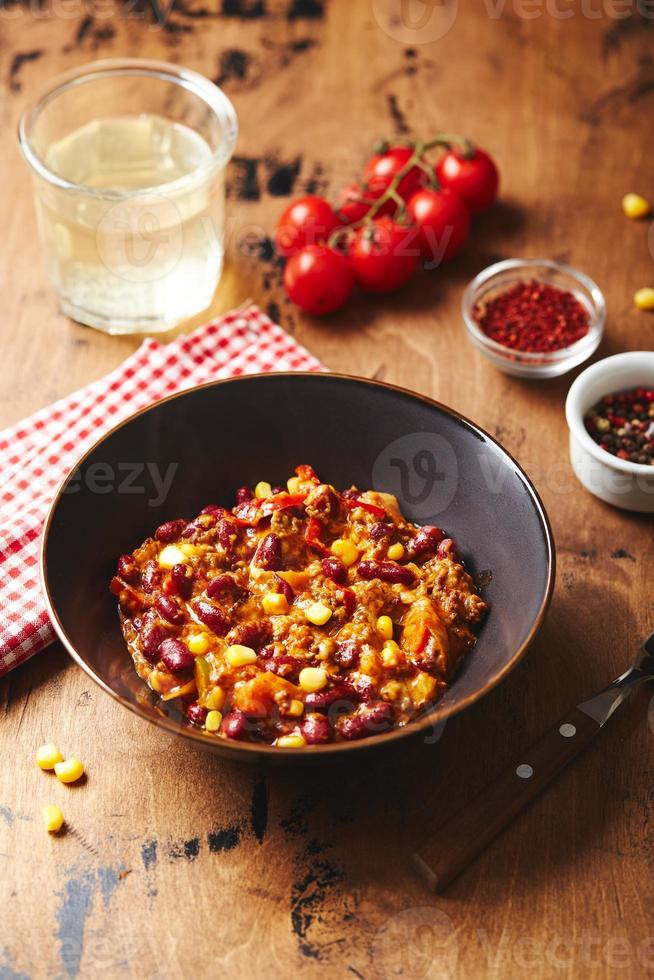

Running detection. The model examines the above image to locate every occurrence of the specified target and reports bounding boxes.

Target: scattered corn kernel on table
[2,6,654,979]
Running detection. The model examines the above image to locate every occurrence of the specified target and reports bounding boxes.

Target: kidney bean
[228,620,272,651]
[352,674,375,703]
[185,702,208,726]
[201,504,229,519]
[406,525,445,559]
[272,484,285,495]
[371,522,393,541]
[274,574,294,604]
[321,556,347,585]
[160,638,195,674]
[194,600,229,636]
[436,537,457,560]
[155,519,186,543]
[235,486,253,505]
[339,702,393,740]
[255,533,282,570]
[334,640,359,670]
[155,594,186,625]
[217,518,237,551]
[168,563,194,599]
[357,560,415,586]
[142,561,163,594]
[117,554,139,584]
[304,682,358,713]
[221,709,248,740]
[263,653,303,682]
[301,713,332,745]
[140,618,169,663]
[206,574,244,601]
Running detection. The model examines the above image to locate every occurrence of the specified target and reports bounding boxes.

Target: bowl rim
[565,350,654,475]
[40,371,556,758]
[461,258,606,366]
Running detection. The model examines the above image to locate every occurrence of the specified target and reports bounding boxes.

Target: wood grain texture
[1,3,654,978]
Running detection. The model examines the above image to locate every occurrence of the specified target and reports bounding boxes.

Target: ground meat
[112,465,488,747]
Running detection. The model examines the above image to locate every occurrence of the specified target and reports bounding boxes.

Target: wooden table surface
[2,4,654,979]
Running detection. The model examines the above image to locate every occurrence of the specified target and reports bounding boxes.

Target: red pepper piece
[232,492,307,526]
[339,587,356,618]
[342,496,387,519]
[415,626,430,655]
[305,516,330,555]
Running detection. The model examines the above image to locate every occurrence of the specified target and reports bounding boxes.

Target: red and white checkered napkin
[0,304,324,676]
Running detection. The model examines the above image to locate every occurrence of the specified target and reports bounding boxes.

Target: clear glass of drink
[18,59,238,335]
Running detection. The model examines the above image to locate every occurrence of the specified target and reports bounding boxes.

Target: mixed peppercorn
[584,388,654,465]
[473,280,590,354]
[110,465,488,747]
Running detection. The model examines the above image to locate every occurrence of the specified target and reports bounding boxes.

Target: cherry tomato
[435,148,499,214]
[407,187,470,264]
[335,183,371,224]
[362,146,427,205]
[274,196,341,256]
[349,218,420,293]
[284,245,354,315]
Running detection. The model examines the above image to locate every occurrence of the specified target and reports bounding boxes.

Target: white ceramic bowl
[462,259,605,379]
[565,351,654,512]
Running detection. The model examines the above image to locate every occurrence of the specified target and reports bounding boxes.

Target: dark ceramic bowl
[42,373,555,763]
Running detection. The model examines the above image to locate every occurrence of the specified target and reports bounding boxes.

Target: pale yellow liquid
[36,115,226,333]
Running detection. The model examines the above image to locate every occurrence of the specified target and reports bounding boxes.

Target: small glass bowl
[461,259,605,379]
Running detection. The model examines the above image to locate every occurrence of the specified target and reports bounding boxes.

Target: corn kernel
[255,481,273,499]
[376,615,394,640]
[331,539,359,567]
[622,192,651,220]
[277,734,306,748]
[381,640,402,667]
[226,644,258,667]
[359,651,379,674]
[287,476,301,494]
[54,758,85,784]
[287,699,304,717]
[41,804,64,833]
[262,592,289,615]
[387,542,405,561]
[158,544,188,569]
[36,743,64,771]
[201,687,226,711]
[179,542,203,557]
[634,287,654,311]
[299,667,328,692]
[188,632,211,655]
[305,601,332,626]
[205,710,223,732]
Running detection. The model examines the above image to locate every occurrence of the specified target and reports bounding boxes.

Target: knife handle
[412,706,600,892]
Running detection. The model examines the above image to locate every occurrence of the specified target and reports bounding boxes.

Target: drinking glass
[18,59,238,335]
